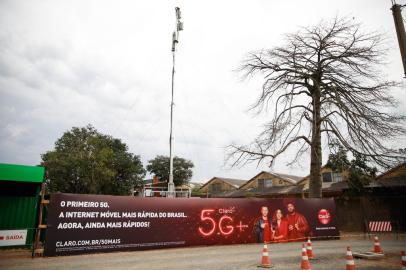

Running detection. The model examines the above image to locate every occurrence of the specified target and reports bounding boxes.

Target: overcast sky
[1,0,405,183]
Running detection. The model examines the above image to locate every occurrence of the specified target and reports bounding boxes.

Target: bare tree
[228,17,406,198]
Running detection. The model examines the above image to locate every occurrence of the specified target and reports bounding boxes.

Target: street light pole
[168,7,183,198]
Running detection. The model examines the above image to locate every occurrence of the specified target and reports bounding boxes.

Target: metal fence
[141,187,191,198]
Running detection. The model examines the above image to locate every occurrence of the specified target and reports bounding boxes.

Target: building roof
[296,165,330,185]
[217,189,251,198]
[221,176,406,198]
[302,177,406,193]
[0,163,45,183]
[371,177,406,188]
[220,178,248,187]
[376,162,406,180]
[255,185,304,196]
[271,172,303,183]
[219,185,304,198]
[239,171,303,190]
[199,177,247,190]
[301,181,348,192]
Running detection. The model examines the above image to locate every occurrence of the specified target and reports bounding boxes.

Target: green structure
[0,163,44,248]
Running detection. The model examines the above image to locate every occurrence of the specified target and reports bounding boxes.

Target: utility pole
[391,1,406,78]
[168,7,183,198]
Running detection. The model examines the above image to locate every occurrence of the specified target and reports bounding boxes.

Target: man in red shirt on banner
[284,199,309,241]
[254,206,274,243]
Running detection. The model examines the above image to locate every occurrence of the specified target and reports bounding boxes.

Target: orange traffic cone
[346,246,356,270]
[259,243,273,268]
[306,237,314,260]
[373,236,383,254]
[300,243,312,270]
[401,251,406,270]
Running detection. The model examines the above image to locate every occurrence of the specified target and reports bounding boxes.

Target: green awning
[0,163,44,183]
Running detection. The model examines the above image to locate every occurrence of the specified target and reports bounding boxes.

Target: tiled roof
[199,177,247,191]
[371,177,406,187]
[270,172,303,184]
[221,176,406,198]
[219,185,304,198]
[239,171,304,189]
[302,181,349,192]
[218,178,248,188]
[376,162,406,180]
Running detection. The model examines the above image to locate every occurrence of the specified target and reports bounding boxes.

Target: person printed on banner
[272,209,288,242]
[254,206,274,243]
[284,199,309,241]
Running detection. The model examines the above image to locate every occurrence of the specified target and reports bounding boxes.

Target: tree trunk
[309,85,322,198]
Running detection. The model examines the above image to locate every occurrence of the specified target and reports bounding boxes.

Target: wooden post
[32,182,48,257]
[391,3,406,78]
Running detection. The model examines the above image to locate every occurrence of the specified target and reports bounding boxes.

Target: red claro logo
[318,209,331,224]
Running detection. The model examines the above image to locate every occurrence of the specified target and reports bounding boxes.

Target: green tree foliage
[41,125,145,195]
[146,155,193,186]
[191,186,206,197]
[326,141,377,195]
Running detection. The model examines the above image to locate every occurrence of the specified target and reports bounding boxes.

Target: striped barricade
[365,220,399,239]
[368,221,392,232]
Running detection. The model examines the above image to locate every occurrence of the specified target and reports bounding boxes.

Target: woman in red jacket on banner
[272,209,288,242]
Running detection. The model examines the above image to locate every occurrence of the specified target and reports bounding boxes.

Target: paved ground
[0,236,405,270]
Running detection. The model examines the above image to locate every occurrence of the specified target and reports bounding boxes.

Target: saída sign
[44,193,339,256]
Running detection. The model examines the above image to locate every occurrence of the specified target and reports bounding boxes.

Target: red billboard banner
[44,193,339,256]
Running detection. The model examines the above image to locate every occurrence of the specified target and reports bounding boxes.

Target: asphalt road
[0,237,405,270]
